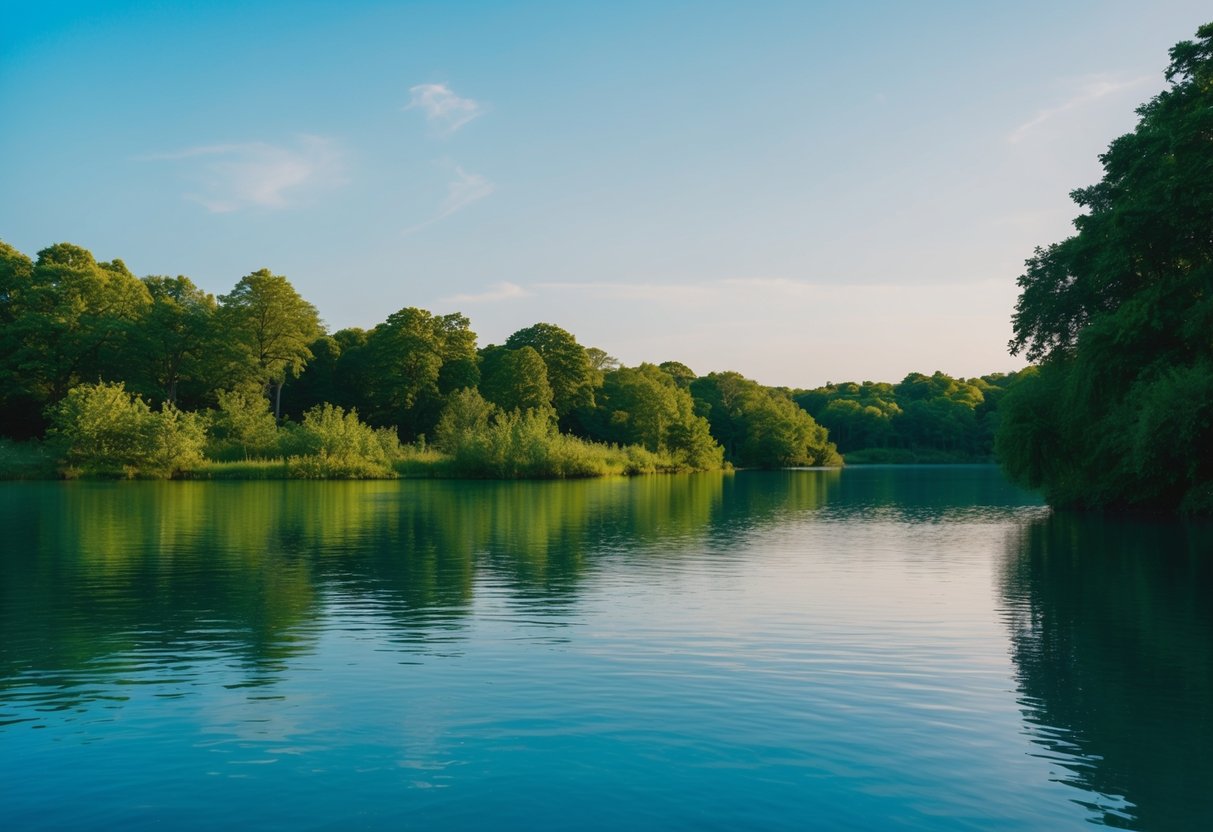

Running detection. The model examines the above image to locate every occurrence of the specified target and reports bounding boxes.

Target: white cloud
[440,166,494,217]
[403,166,494,235]
[440,281,529,304]
[407,83,484,135]
[534,281,719,303]
[148,135,344,212]
[1008,74,1154,144]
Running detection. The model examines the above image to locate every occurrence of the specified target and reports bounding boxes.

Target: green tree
[363,307,444,436]
[594,363,722,468]
[480,345,554,414]
[0,241,38,437]
[504,323,596,425]
[218,268,322,420]
[129,275,217,407]
[5,243,149,415]
[999,22,1213,513]
[692,371,839,467]
[658,360,696,389]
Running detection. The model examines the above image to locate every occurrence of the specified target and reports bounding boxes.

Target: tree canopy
[218,269,322,418]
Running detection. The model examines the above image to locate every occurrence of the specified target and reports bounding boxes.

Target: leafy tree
[435,312,480,394]
[360,307,478,440]
[998,22,1213,513]
[4,243,149,420]
[217,268,322,420]
[593,363,723,468]
[504,323,595,425]
[658,361,696,389]
[586,347,620,373]
[0,241,38,437]
[128,275,217,407]
[692,371,839,467]
[480,345,554,415]
[796,371,1025,460]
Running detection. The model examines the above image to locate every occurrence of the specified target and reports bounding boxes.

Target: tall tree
[361,307,479,440]
[692,371,839,467]
[1,243,150,434]
[504,323,595,426]
[0,241,38,436]
[218,268,322,420]
[128,275,217,407]
[998,22,1213,514]
[480,345,554,414]
[596,363,722,467]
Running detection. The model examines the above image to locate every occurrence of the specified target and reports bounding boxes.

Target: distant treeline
[0,240,845,478]
[794,370,1031,463]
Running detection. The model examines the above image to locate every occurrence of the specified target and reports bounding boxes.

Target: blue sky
[2,1,1208,386]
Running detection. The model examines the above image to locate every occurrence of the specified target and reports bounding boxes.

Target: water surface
[1,468,1210,830]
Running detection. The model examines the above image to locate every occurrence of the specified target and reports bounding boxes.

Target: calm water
[1,468,1211,831]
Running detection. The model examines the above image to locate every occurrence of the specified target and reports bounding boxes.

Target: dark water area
[1,468,1210,830]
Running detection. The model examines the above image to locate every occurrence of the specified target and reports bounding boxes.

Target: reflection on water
[2,473,825,700]
[1,468,1211,830]
[1001,512,1213,829]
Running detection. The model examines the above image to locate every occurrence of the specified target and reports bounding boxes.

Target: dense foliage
[0,239,851,478]
[795,370,1029,463]
[998,23,1213,514]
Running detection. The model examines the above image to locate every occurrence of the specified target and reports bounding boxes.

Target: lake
[1,467,1211,830]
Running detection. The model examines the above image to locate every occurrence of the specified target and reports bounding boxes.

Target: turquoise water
[1,468,1210,830]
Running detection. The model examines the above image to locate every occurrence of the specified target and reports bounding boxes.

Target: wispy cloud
[534,281,719,303]
[403,166,494,235]
[146,135,344,212]
[440,281,529,304]
[1008,74,1153,144]
[407,83,484,135]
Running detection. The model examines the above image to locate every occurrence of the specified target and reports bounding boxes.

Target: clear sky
[2,1,1208,387]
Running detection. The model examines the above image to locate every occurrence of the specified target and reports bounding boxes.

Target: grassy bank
[0,440,59,480]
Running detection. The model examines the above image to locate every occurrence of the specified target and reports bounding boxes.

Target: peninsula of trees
[0,243,846,479]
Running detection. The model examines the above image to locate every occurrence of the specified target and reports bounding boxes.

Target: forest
[794,370,1029,463]
[0,243,852,479]
[996,23,1213,515]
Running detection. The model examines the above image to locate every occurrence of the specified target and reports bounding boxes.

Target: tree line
[0,241,842,478]
[794,370,1031,463]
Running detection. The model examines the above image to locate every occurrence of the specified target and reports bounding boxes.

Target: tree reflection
[0,471,842,717]
[1002,512,1213,829]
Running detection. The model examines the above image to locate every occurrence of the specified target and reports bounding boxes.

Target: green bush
[288,403,399,478]
[47,382,205,478]
[206,387,280,461]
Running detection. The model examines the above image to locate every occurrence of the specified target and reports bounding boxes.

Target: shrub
[288,403,399,478]
[47,382,205,477]
[207,387,279,460]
